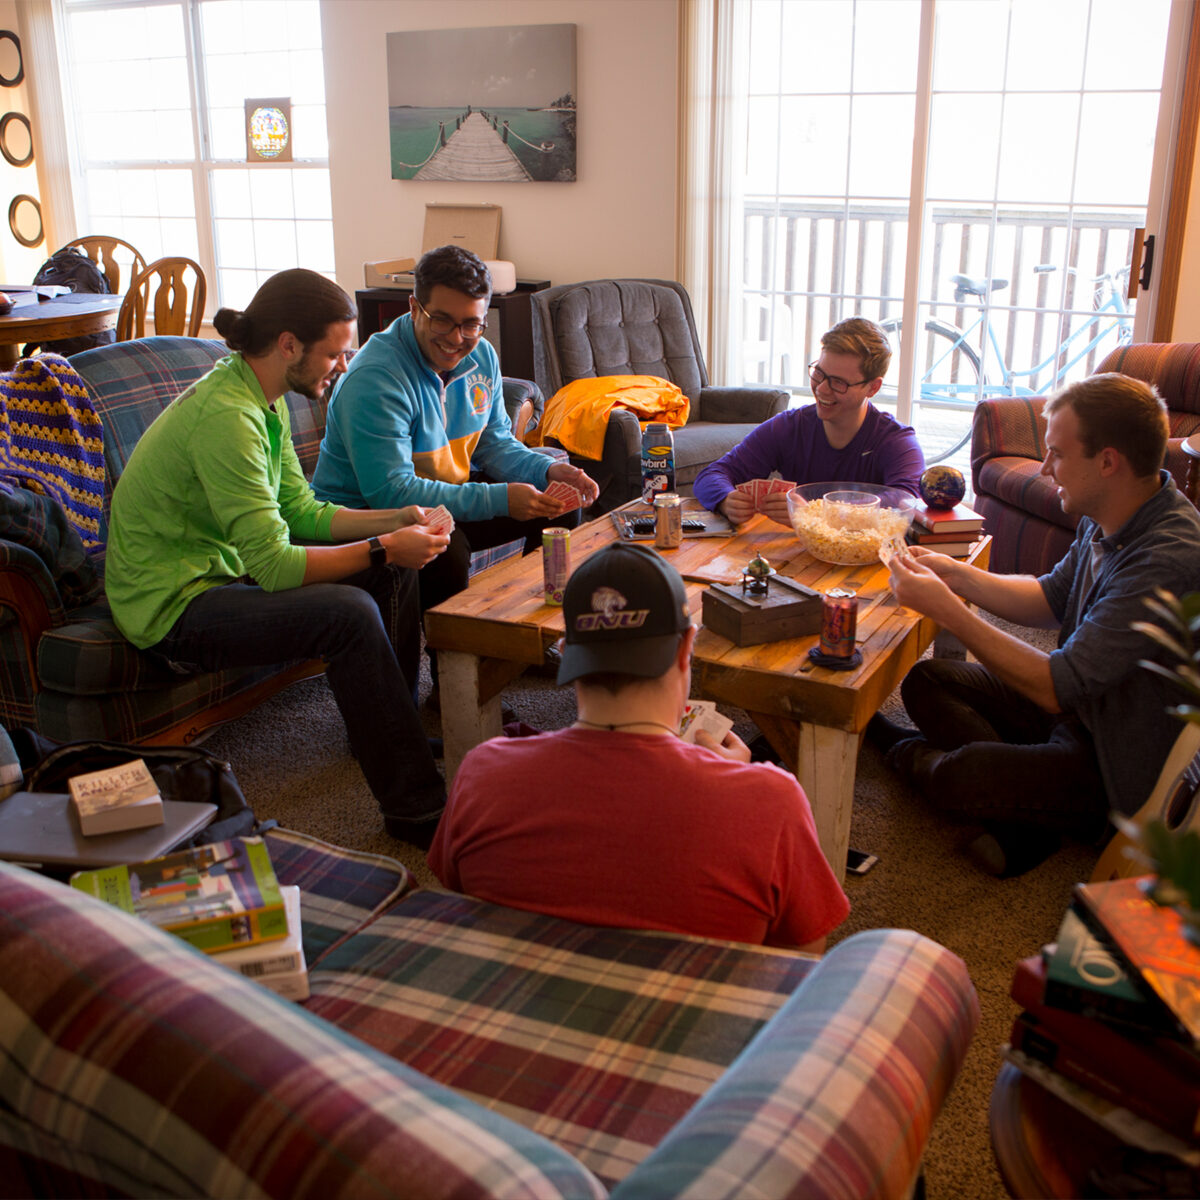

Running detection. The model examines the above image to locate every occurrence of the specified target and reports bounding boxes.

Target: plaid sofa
[0,828,980,1199]
[971,341,1200,575]
[0,337,546,745]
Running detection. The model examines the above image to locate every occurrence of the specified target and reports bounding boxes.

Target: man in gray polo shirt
[876,373,1200,876]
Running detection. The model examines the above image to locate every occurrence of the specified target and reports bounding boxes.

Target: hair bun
[213,306,250,349]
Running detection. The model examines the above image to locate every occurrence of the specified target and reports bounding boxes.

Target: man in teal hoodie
[313,246,597,684]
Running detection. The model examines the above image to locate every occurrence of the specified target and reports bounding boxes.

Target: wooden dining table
[424,498,991,877]
[0,293,123,369]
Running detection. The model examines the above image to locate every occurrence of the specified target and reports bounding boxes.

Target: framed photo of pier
[387,24,576,183]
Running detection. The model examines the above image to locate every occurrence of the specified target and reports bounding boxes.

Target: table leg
[438,650,503,782]
[751,710,858,879]
[796,723,860,880]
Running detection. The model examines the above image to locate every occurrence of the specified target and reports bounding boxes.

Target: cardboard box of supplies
[364,202,502,287]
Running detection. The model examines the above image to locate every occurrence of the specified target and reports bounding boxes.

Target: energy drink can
[542,528,570,605]
[653,491,683,549]
[820,588,858,657]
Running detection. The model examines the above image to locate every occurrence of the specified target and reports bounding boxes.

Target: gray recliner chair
[531,278,789,512]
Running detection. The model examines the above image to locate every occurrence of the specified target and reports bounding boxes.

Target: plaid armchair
[971,342,1200,575]
[0,337,545,744]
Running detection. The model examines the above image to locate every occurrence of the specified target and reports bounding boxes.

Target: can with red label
[542,527,571,605]
[819,588,858,657]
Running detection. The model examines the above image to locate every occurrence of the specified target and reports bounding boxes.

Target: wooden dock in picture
[415,113,531,182]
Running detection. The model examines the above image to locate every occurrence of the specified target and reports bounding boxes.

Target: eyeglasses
[415,299,487,340]
[808,362,871,395]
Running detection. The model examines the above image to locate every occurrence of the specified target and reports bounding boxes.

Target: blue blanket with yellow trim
[0,354,105,553]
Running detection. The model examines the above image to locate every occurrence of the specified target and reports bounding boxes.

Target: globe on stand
[919,465,966,509]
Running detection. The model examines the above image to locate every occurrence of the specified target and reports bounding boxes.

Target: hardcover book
[1041,907,1184,1039]
[70,837,287,954]
[912,501,983,534]
[1009,960,1200,1141]
[1074,876,1200,1048]
[68,758,163,836]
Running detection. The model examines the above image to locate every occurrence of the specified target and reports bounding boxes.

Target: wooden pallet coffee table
[424,504,990,877]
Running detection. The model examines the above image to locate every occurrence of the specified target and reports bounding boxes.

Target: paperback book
[68,757,163,836]
[71,837,287,954]
[212,884,308,1001]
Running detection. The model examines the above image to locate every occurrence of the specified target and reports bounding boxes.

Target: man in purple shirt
[693,317,925,524]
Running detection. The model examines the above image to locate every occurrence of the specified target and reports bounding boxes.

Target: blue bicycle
[879,264,1134,461]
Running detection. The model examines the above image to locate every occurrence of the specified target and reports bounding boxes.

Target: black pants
[900,658,1108,838]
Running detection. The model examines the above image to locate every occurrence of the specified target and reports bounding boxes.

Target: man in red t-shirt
[428,543,848,951]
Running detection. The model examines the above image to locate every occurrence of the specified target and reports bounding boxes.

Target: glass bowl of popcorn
[786,482,916,565]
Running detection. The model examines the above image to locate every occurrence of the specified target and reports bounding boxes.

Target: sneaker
[384,811,443,850]
[866,712,918,754]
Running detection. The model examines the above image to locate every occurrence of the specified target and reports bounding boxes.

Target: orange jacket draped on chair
[526,375,690,460]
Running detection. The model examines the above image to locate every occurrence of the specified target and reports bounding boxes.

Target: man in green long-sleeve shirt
[106,269,448,844]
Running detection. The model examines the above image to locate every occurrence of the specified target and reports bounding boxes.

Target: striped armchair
[971,342,1200,575]
[0,829,981,1199]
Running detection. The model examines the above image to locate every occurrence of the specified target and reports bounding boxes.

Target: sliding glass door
[739,0,1181,469]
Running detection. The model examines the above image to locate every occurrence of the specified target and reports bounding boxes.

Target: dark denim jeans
[900,658,1107,837]
[154,564,444,823]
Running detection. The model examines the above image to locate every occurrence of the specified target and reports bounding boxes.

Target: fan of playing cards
[423,505,455,534]
[678,699,734,745]
[545,480,584,513]
[733,478,796,513]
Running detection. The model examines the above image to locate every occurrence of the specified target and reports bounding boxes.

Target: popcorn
[790,499,911,565]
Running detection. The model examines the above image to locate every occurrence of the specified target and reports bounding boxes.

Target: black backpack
[24,247,118,357]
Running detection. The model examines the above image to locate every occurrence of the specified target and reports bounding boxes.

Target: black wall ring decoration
[0,33,23,88]
[9,193,42,247]
[0,113,32,167]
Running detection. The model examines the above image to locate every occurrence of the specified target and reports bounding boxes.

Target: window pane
[66,0,333,312]
[853,0,920,93]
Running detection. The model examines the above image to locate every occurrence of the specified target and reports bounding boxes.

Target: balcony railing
[742,200,1140,399]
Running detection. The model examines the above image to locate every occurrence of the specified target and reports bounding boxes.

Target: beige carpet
[205,628,1098,1200]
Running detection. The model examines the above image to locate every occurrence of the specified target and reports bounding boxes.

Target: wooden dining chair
[61,235,147,298]
[117,256,207,341]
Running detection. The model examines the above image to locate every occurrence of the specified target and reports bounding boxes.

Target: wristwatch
[367,536,387,568]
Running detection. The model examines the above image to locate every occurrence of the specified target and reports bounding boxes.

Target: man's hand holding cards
[545,479,584,515]
[679,700,734,745]
[423,504,455,534]
[732,478,796,526]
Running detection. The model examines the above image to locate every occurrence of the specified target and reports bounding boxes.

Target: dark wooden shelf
[355,280,550,381]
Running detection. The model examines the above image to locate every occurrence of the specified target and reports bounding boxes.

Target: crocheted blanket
[0,354,104,552]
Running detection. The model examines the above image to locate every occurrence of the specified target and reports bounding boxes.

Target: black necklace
[574,719,678,735]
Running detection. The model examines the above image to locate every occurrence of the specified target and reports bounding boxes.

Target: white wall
[0,0,50,285]
[321,0,678,303]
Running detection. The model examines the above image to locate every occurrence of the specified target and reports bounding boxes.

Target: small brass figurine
[742,553,773,596]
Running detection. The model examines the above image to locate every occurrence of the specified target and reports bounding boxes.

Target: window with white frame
[57,0,334,314]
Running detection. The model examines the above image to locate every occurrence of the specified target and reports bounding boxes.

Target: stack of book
[1005,876,1200,1161]
[906,501,984,557]
[71,836,309,1001]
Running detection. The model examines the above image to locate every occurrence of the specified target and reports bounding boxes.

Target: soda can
[653,491,683,549]
[542,527,570,605]
[819,588,858,658]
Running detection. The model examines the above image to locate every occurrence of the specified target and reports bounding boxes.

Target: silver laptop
[0,791,217,867]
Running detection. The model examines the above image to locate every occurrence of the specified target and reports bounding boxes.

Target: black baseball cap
[558,543,693,686]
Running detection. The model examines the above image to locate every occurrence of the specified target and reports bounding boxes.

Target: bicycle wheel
[878,317,983,464]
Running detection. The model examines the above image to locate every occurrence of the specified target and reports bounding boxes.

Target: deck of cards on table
[734,478,796,514]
